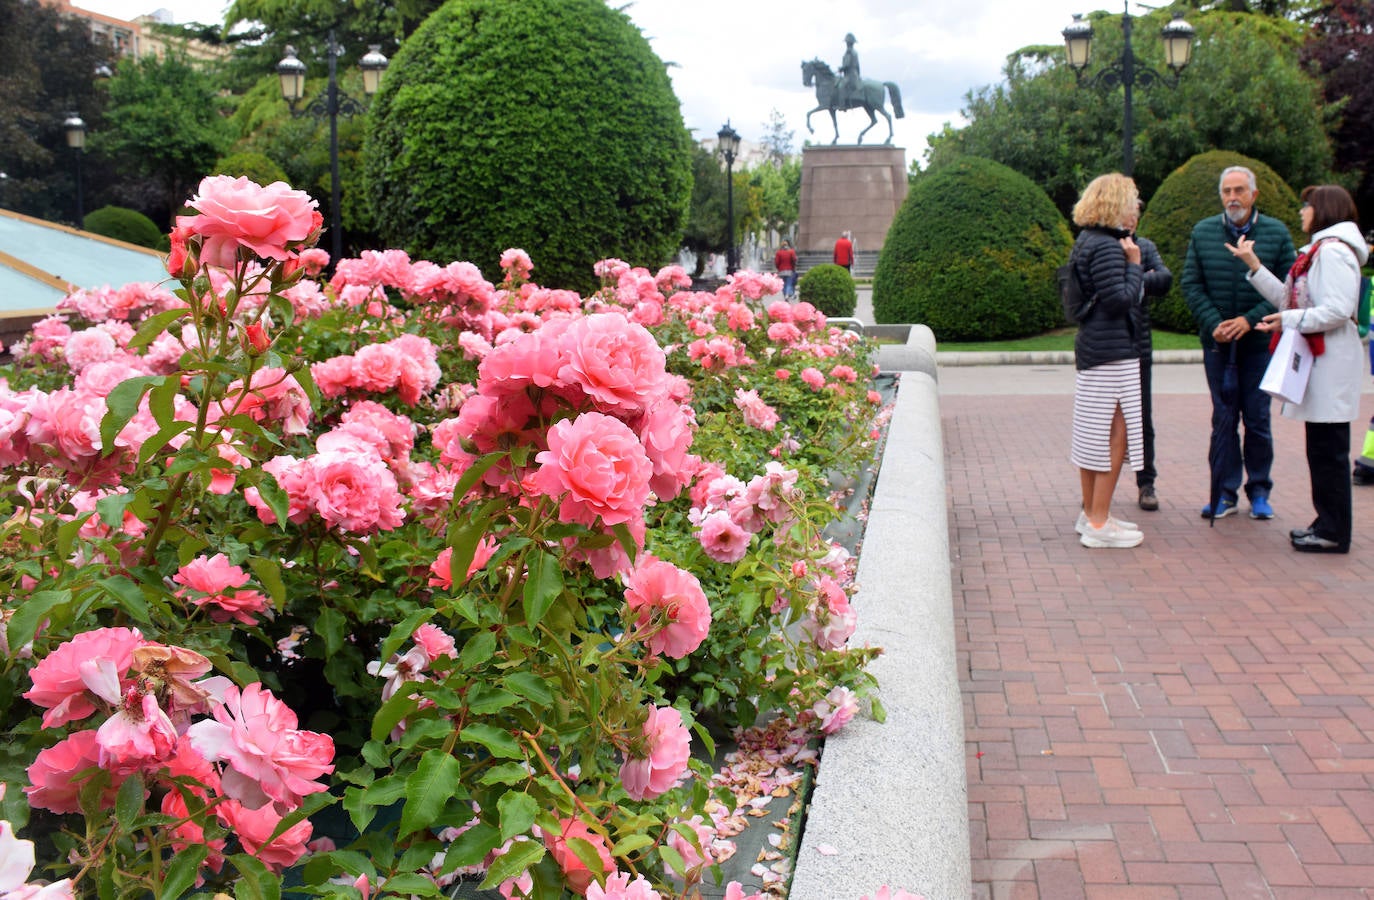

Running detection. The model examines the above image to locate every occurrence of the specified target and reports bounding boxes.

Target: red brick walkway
[946,384,1374,899]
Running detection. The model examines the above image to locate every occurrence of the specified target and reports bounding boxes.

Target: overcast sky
[74,0,1099,165]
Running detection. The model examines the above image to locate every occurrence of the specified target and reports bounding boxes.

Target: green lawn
[936,328,1201,353]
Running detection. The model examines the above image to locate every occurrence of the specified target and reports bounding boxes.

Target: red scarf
[1268,239,1336,356]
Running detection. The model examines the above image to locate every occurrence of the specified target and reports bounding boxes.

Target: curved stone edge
[873,323,938,377]
[790,368,969,900]
[933,348,1203,367]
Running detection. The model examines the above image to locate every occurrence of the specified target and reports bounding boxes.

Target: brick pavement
[945,379,1374,899]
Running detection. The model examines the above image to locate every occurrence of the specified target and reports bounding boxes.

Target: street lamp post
[63,112,87,225]
[277,32,388,264]
[716,121,741,274]
[1062,3,1195,177]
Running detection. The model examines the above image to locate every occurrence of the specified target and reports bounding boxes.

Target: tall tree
[0,0,110,224]
[760,108,795,167]
[926,11,1331,213]
[93,53,234,226]
[1300,0,1374,217]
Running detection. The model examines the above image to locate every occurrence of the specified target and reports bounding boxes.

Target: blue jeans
[1202,342,1274,502]
[781,271,796,298]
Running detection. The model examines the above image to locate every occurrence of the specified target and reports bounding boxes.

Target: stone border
[791,324,970,900]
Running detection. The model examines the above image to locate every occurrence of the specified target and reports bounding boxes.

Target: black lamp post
[1062,3,1195,177]
[276,33,388,264]
[716,121,741,274]
[63,111,87,225]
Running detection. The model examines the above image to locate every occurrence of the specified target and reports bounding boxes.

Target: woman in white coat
[1228,184,1367,553]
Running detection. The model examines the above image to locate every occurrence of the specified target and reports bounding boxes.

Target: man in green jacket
[1182,165,1296,521]
[1187,166,1291,522]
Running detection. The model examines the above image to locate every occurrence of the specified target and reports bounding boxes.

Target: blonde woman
[1069,174,1147,549]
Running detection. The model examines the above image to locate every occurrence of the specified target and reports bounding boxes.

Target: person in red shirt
[833,231,854,271]
[774,239,798,299]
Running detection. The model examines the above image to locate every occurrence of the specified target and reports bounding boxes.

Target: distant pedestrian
[833,231,854,272]
[775,239,798,300]
[1230,184,1367,553]
[1124,200,1173,512]
[1069,173,1148,549]
[1182,165,1295,522]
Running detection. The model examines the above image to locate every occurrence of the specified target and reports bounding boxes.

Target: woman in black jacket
[1069,174,1147,549]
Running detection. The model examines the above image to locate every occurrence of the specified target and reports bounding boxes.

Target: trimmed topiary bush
[1139,150,1300,334]
[81,206,163,249]
[872,156,1071,340]
[212,151,290,188]
[797,264,856,317]
[363,0,692,292]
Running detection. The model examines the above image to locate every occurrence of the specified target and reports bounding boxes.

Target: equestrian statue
[801,34,904,145]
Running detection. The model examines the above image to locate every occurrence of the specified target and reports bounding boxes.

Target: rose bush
[0,177,891,898]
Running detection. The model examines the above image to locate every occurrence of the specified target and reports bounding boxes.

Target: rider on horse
[839,34,860,108]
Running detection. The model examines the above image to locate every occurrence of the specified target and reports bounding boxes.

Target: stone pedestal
[795,145,908,256]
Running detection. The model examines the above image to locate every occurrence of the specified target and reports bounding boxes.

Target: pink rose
[696,510,752,564]
[799,367,826,391]
[302,449,406,534]
[96,689,179,775]
[179,175,319,268]
[25,730,120,814]
[23,627,145,728]
[664,815,716,875]
[412,624,456,663]
[186,682,334,812]
[586,872,662,900]
[635,398,696,501]
[217,800,313,871]
[619,704,691,801]
[813,685,859,734]
[733,388,779,431]
[173,554,269,625]
[724,884,765,900]
[558,314,667,415]
[804,576,857,650]
[624,555,711,659]
[544,818,614,894]
[351,342,403,393]
[532,412,652,527]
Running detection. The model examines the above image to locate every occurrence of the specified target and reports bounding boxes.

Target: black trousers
[1306,421,1352,547]
[1136,355,1155,489]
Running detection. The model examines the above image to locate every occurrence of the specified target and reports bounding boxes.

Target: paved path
[941,363,1374,899]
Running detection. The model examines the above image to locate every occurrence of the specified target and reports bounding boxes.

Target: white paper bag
[1260,327,1313,404]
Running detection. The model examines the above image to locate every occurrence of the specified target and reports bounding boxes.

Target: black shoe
[1291,533,1349,553]
[1138,486,1159,511]
[1289,527,1315,541]
[1354,466,1374,485]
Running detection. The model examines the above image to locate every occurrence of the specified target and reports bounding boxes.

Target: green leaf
[458,630,496,671]
[136,420,196,465]
[147,370,181,429]
[316,605,346,656]
[99,375,163,452]
[504,672,554,707]
[477,839,544,890]
[566,836,608,879]
[114,773,144,829]
[246,556,286,606]
[466,685,518,715]
[479,762,531,786]
[446,513,494,589]
[158,844,208,900]
[399,749,462,837]
[128,307,190,351]
[660,843,687,876]
[611,833,654,856]
[872,695,887,724]
[521,549,563,628]
[459,723,523,760]
[98,576,151,623]
[378,608,436,662]
[445,822,501,868]
[371,691,421,743]
[498,791,537,842]
[450,450,506,502]
[738,589,762,625]
[8,590,69,651]
[95,491,137,529]
[227,853,282,900]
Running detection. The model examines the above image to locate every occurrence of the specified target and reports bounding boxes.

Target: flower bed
[0,176,901,899]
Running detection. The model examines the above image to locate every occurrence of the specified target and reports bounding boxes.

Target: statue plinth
[796,145,908,259]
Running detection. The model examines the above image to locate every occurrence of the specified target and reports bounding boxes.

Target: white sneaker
[1080,520,1144,549]
[1075,511,1139,535]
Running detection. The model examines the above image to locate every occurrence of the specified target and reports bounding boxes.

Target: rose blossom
[724,884,765,900]
[544,818,614,894]
[25,730,119,814]
[23,627,144,728]
[799,367,826,390]
[532,412,653,527]
[0,814,75,899]
[95,687,179,774]
[733,388,779,432]
[624,555,711,659]
[619,704,691,801]
[813,685,859,734]
[804,576,857,650]
[217,800,313,871]
[586,872,662,900]
[186,682,334,812]
[558,314,667,415]
[302,449,406,534]
[173,554,269,625]
[696,509,752,564]
[178,175,319,268]
[664,815,716,875]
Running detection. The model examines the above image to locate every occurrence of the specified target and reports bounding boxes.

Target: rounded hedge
[363,0,692,292]
[81,206,163,249]
[212,151,290,188]
[1138,150,1300,334]
[872,156,1071,340]
[797,264,856,317]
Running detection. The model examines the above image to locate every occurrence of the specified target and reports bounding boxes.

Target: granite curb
[792,325,970,900]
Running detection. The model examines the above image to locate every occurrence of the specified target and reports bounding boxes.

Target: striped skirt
[1070,358,1143,472]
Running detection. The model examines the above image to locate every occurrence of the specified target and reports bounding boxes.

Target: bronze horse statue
[801,58,904,145]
